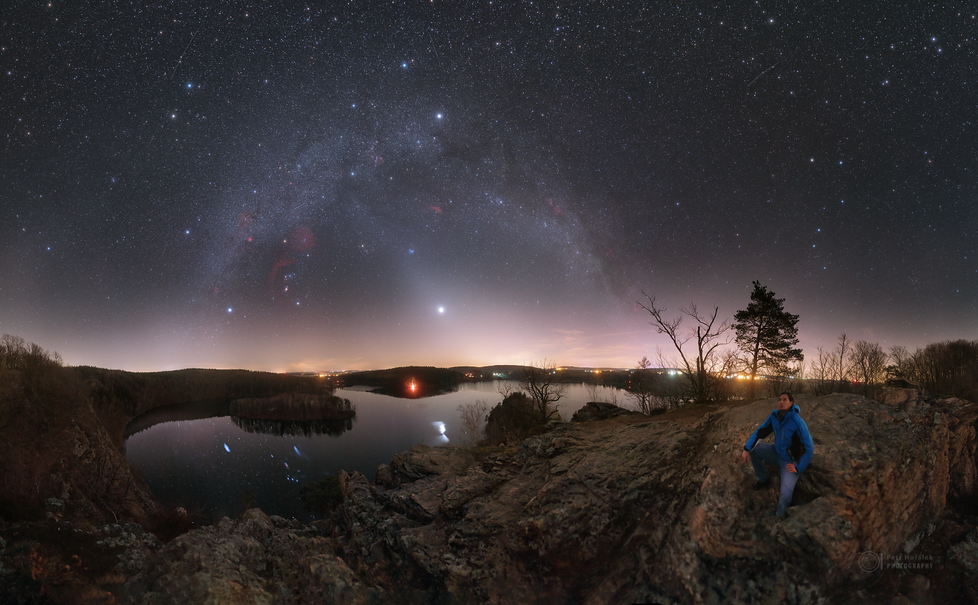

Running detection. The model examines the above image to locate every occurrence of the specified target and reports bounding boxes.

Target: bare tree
[765,358,805,398]
[627,356,666,413]
[888,345,911,379]
[0,334,63,373]
[496,382,517,398]
[808,346,836,396]
[834,333,854,384]
[586,383,620,406]
[457,399,490,445]
[852,340,887,394]
[638,293,732,403]
[901,340,978,399]
[585,382,601,402]
[716,349,743,400]
[519,359,565,422]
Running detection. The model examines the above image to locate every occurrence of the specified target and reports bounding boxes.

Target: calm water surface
[125,381,626,522]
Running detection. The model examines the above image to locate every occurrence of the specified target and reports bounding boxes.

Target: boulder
[570,401,641,422]
[124,508,382,605]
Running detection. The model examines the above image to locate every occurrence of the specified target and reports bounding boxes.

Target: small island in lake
[229,391,357,437]
[229,391,356,421]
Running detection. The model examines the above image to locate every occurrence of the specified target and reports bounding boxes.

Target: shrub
[484,392,552,445]
[457,399,490,445]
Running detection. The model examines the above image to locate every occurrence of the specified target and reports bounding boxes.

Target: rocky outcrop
[4,390,977,604]
[0,366,158,525]
[124,509,381,605]
[570,400,643,422]
[324,390,978,604]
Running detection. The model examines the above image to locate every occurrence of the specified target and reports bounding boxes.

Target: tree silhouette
[519,359,565,422]
[733,281,803,397]
[639,294,732,403]
[628,356,663,413]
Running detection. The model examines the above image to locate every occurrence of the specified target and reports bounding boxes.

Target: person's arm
[742,415,773,462]
[793,416,815,472]
[744,415,773,452]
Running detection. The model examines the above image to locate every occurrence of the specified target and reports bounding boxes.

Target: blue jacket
[744,403,814,472]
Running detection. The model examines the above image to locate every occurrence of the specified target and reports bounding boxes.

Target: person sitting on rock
[741,391,814,518]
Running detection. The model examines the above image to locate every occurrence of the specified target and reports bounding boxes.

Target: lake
[125,381,629,522]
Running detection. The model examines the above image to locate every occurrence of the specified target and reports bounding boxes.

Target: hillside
[0,362,324,524]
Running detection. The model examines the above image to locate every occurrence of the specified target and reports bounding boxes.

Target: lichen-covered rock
[97,522,164,576]
[385,445,477,485]
[125,508,381,605]
[325,393,977,604]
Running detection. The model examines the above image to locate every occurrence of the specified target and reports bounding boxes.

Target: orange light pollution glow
[43,292,887,374]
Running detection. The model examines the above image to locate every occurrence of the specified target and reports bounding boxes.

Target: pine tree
[733,281,803,397]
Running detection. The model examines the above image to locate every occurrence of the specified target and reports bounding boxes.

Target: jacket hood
[773,403,801,416]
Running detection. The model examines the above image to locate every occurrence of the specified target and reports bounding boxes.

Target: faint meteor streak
[168,31,199,80]
[746,60,782,93]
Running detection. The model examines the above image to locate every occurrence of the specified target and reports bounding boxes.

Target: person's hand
[741,450,749,464]
[786,463,797,473]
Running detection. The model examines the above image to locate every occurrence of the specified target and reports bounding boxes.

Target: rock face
[570,400,643,422]
[6,391,976,604]
[324,391,977,604]
[125,509,380,605]
[0,367,158,525]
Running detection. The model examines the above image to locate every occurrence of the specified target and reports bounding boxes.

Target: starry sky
[2,1,975,372]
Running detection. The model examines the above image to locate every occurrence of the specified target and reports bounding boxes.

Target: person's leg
[777,459,800,517]
[749,442,778,482]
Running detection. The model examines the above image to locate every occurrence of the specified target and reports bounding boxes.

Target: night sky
[2,2,975,372]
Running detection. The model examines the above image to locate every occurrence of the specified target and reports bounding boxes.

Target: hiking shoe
[752,480,771,490]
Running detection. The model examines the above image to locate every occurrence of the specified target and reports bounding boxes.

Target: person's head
[778,392,794,411]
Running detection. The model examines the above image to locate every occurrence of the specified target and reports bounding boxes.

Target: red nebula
[546,197,564,216]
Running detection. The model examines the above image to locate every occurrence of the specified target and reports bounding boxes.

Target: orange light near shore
[408,380,417,392]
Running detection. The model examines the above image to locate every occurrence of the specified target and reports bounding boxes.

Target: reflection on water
[125,381,624,522]
[379,383,459,399]
[125,395,356,439]
[124,399,231,439]
[231,415,355,438]
[429,420,449,446]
